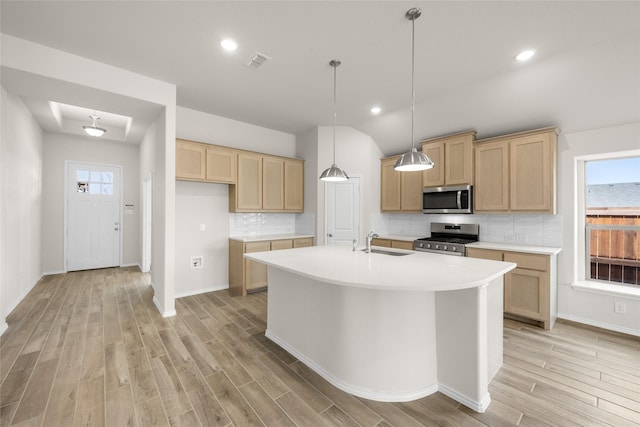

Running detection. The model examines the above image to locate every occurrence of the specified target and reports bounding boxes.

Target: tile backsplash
[370,213,562,247]
[229,213,315,236]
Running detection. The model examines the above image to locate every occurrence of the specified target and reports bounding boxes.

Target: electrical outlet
[504,234,514,242]
[190,256,203,270]
[515,233,526,243]
[200,223,206,231]
[614,301,626,314]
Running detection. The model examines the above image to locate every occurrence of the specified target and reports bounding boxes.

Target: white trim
[41,270,66,276]
[174,285,228,299]
[266,329,439,403]
[120,262,140,269]
[153,295,176,318]
[438,384,491,413]
[558,312,640,337]
[571,281,640,300]
[0,323,8,337]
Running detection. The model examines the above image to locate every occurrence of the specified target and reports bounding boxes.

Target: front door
[325,177,361,246]
[66,161,122,271]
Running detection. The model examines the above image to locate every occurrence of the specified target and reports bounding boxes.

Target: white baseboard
[41,270,66,276]
[558,312,640,337]
[0,322,8,337]
[438,384,491,413]
[152,295,176,318]
[175,285,228,299]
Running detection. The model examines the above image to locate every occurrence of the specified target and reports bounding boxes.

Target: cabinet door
[381,158,401,211]
[176,140,206,180]
[284,159,304,212]
[474,141,509,211]
[271,239,293,251]
[293,238,313,248]
[206,146,236,183]
[504,268,549,321]
[263,157,284,211]
[422,141,445,187]
[400,171,423,212]
[236,152,263,211]
[445,137,473,185]
[510,133,554,212]
[245,241,270,291]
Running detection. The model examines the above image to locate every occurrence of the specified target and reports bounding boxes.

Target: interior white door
[66,161,122,271]
[325,177,360,246]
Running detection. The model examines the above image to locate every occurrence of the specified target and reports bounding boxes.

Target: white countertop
[245,245,515,292]
[467,241,561,255]
[229,233,314,243]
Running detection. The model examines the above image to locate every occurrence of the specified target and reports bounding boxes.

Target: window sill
[571,281,640,300]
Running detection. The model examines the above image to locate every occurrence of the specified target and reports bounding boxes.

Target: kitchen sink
[362,249,412,256]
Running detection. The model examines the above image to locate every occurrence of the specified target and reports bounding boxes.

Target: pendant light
[394,7,434,172]
[320,59,349,182]
[82,112,106,137]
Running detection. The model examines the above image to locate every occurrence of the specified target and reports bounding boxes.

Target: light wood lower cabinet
[467,247,556,329]
[229,237,314,296]
[371,238,414,250]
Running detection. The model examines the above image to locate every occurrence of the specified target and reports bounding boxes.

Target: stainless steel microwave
[422,185,473,214]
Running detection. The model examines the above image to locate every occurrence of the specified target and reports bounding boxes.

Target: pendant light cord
[332,62,338,164]
[410,13,416,151]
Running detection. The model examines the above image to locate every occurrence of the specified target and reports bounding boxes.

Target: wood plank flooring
[1,267,639,426]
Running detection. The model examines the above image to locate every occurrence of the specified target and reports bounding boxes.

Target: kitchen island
[245,245,516,412]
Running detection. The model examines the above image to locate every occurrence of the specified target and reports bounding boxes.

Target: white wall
[558,122,640,336]
[1,87,43,333]
[41,133,140,273]
[174,106,297,296]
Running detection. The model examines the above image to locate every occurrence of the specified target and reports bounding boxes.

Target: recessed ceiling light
[516,49,535,62]
[370,106,381,115]
[221,38,238,51]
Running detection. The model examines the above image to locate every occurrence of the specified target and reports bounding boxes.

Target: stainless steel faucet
[365,230,379,253]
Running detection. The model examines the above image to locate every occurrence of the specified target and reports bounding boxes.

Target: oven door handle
[456,191,462,209]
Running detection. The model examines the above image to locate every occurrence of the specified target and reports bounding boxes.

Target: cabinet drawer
[371,238,392,248]
[245,241,271,253]
[391,240,414,250]
[466,248,503,261]
[271,239,293,251]
[504,252,548,271]
[293,238,313,248]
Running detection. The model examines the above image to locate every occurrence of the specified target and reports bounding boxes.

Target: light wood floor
[1,267,639,427]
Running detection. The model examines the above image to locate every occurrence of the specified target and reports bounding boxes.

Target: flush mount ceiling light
[370,106,381,115]
[221,38,238,51]
[82,113,106,137]
[320,59,349,182]
[516,49,535,62]
[395,7,434,172]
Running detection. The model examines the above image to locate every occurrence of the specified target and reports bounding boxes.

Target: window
[76,169,114,195]
[585,157,640,286]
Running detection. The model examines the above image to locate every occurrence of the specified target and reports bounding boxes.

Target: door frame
[323,175,363,246]
[64,160,124,272]
[142,172,152,273]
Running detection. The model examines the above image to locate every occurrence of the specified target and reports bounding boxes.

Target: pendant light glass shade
[320,59,349,182]
[82,114,106,137]
[394,7,434,172]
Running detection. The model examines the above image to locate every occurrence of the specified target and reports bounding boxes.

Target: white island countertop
[245,245,515,292]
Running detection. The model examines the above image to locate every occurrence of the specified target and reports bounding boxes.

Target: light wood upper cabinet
[422,131,476,188]
[232,152,263,211]
[474,127,557,213]
[284,159,304,211]
[422,141,445,187]
[381,158,401,211]
[474,141,510,212]
[176,139,206,181]
[262,157,285,210]
[206,146,236,183]
[381,156,426,212]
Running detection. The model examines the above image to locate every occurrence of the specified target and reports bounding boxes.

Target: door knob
[328,233,333,237]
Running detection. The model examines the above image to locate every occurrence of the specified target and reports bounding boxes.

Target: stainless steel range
[414,223,479,256]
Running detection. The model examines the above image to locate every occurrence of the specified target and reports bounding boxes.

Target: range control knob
[435,244,440,250]
[418,242,424,248]
[451,246,457,252]
[443,245,448,250]
[426,243,431,249]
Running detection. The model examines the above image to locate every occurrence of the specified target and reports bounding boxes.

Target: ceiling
[1,1,639,154]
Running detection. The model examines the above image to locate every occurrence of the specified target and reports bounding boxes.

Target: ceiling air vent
[246,51,271,69]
